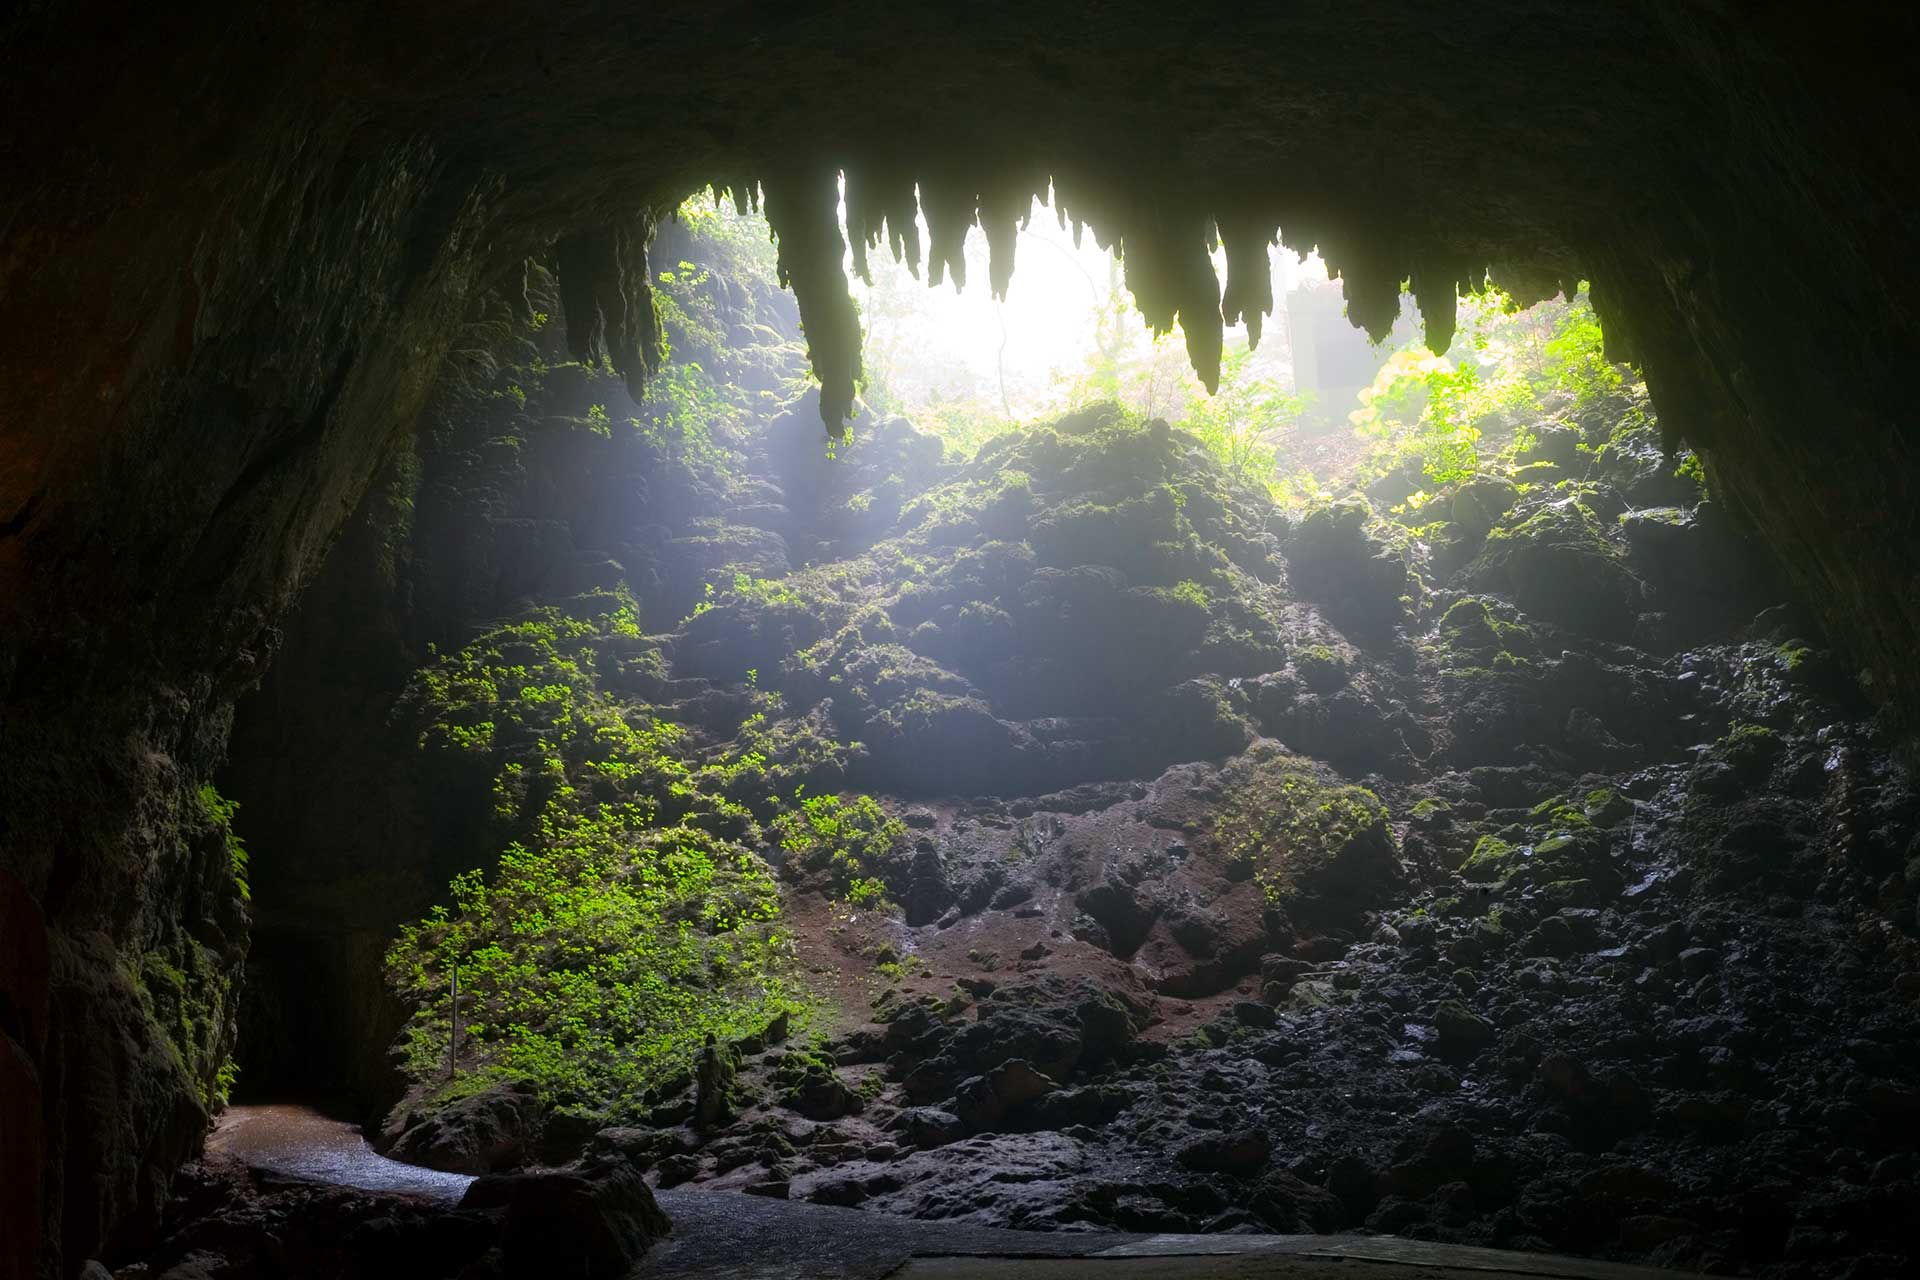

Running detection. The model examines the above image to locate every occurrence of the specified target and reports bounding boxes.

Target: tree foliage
[1349,289,1626,486]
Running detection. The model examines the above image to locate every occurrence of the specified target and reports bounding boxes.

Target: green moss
[1293,643,1348,691]
[1460,835,1517,882]
[1719,721,1784,772]
[1438,596,1532,663]
[1581,788,1634,826]
[1528,796,1593,830]
[1213,749,1392,909]
[1440,597,1500,650]
[1774,642,1813,671]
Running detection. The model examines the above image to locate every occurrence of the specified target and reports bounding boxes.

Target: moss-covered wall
[2,4,1918,1276]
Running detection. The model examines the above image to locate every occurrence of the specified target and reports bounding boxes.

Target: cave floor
[206,1107,1704,1280]
[646,1190,1705,1280]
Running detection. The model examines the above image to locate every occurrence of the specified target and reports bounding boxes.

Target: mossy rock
[1581,788,1634,827]
[1286,496,1418,639]
[1459,826,1615,895]
[1292,644,1350,694]
[1450,476,1518,537]
[1213,746,1400,929]
[1467,499,1642,641]
[1515,424,1583,469]
[1716,722,1785,777]
[1460,835,1518,883]
[1436,597,1536,673]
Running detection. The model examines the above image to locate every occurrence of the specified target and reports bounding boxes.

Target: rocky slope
[183,278,1920,1280]
[580,407,1919,1280]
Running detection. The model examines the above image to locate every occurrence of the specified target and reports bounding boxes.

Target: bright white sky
[845,192,1330,422]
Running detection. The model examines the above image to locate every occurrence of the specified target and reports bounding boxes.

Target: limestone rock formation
[5,8,1920,1277]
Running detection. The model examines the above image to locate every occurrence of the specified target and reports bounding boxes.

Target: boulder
[1250,1171,1347,1232]
[954,1059,1057,1133]
[386,1080,541,1174]
[886,1107,967,1149]
[1433,1000,1496,1060]
[461,1164,669,1278]
[1285,496,1417,638]
[1466,499,1641,641]
[1177,1130,1271,1177]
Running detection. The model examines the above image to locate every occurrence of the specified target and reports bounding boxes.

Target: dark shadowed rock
[954,1059,1057,1134]
[461,1164,669,1277]
[386,1081,541,1174]
[1177,1130,1271,1177]
[886,1107,966,1150]
[1250,1170,1348,1232]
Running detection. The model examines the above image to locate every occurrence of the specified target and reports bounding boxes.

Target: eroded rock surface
[179,302,1920,1280]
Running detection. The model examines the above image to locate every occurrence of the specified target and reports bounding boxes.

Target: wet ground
[211,1104,476,1201]
[206,1106,1706,1279]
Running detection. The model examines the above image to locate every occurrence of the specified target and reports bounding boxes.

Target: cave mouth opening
[189,169,1917,1280]
[11,12,1920,1280]
[215,185,1620,1124]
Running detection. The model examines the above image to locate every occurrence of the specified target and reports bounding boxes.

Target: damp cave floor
[208,1106,1704,1280]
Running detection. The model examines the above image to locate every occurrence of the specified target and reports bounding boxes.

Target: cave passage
[6,11,1920,1280]
[181,196,1920,1280]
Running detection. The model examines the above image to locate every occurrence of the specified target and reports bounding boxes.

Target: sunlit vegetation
[385,585,878,1109]
[1349,289,1628,488]
[771,790,907,900]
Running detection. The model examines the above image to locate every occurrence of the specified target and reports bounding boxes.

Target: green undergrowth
[773,789,908,900]
[1351,289,1626,488]
[386,586,890,1113]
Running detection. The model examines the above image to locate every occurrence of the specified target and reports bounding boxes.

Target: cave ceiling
[0,1,1916,732]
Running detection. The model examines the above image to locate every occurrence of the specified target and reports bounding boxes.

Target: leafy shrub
[387,588,864,1109]
[1351,290,1629,486]
[846,876,889,906]
[386,821,803,1107]
[198,783,250,902]
[772,790,907,897]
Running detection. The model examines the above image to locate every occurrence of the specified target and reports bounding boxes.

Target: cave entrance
[205,180,1839,1279]
[212,187,1534,1120]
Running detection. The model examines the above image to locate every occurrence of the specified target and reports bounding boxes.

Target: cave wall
[3,3,1918,1276]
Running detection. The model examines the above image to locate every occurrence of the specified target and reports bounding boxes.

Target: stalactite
[976,172,1047,300]
[1121,205,1225,393]
[919,171,976,290]
[1219,214,1278,350]
[759,168,1616,428]
[977,181,1025,301]
[762,169,863,435]
[1486,261,1563,310]
[708,180,760,216]
[1323,238,1403,345]
[1409,258,1478,356]
[553,212,665,398]
[1587,276,1639,368]
[844,167,920,285]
